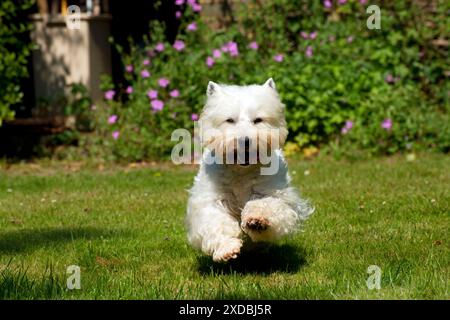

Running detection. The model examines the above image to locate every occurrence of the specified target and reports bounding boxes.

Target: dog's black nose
[239,136,251,149]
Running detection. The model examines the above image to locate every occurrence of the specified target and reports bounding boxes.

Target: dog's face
[199,78,288,166]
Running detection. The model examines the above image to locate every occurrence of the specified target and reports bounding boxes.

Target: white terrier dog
[186,78,313,262]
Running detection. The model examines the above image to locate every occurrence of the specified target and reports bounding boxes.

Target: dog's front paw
[243,216,271,232]
[212,238,243,262]
[241,214,275,242]
[241,200,277,242]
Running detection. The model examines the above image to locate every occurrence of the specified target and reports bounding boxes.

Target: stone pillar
[30,13,112,111]
[199,0,242,28]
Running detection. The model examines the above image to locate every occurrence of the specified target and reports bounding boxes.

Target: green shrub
[0,0,34,126]
[94,0,448,161]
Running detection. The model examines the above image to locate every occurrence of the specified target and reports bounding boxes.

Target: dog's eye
[226,118,235,124]
[253,118,263,124]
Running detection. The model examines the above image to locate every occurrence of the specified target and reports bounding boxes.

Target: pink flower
[230,47,239,57]
[381,118,393,131]
[187,0,201,11]
[175,11,182,19]
[338,0,347,4]
[248,41,259,50]
[151,99,164,111]
[158,78,170,88]
[191,113,199,121]
[170,89,180,98]
[155,42,165,52]
[104,90,115,100]
[187,22,197,31]
[126,86,133,94]
[125,65,133,73]
[273,54,284,62]
[220,41,239,55]
[345,120,354,129]
[143,59,150,66]
[385,74,395,84]
[206,56,215,68]
[226,41,239,56]
[108,114,118,124]
[305,46,313,57]
[175,0,184,5]
[347,36,354,43]
[323,0,332,8]
[91,105,97,110]
[112,131,120,140]
[301,31,309,39]
[386,74,399,84]
[212,49,222,58]
[141,69,150,78]
[341,120,353,134]
[310,31,318,39]
[192,3,202,12]
[173,40,185,51]
[147,89,158,99]
[360,0,368,4]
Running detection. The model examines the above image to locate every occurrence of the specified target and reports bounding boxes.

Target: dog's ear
[263,78,277,91]
[207,81,221,96]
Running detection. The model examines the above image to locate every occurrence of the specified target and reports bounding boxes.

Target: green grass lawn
[0,154,448,299]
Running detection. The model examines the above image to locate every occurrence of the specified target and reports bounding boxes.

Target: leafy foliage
[0,0,34,126]
[93,0,448,160]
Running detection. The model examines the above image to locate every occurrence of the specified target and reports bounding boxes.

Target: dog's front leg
[241,189,310,242]
[186,199,243,262]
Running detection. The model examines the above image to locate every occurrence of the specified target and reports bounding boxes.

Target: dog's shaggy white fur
[186,78,313,262]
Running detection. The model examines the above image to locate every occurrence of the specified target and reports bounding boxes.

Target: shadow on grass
[197,243,308,276]
[0,226,122,255]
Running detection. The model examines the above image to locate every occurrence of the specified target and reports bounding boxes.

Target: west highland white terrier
[186,78,313,262]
